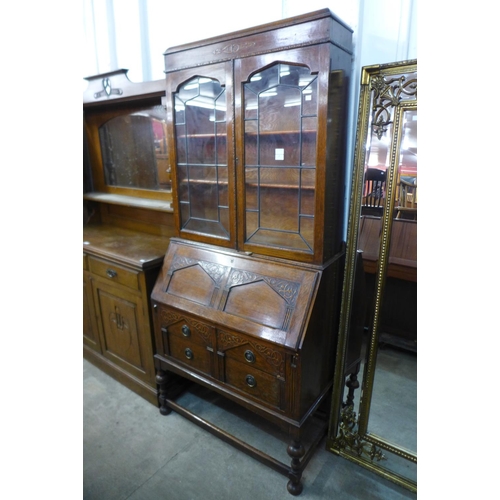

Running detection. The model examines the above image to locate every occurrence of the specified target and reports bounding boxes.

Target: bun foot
[287,479,303,496]
[159,405,171,416]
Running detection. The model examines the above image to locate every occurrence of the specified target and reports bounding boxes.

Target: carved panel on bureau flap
[221,269,299,331]
[168,255,228,285]
[165,256,229,307]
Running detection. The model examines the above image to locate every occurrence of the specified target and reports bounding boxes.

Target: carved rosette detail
[370,72,417,140]
[335,406,386,462]
[227,270,299,305]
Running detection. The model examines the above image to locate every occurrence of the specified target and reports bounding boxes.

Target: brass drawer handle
[244,350,255,363]
[182,325,191,337]
[106,269,117,278]
[184,348,194,360]
[245,375,256,388]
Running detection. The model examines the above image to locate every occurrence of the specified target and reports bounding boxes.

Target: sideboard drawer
[89,257,139,290]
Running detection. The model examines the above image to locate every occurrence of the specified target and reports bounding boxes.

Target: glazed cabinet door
[234,46,334,264]
[91,279,154,382]
[166,62,236,248]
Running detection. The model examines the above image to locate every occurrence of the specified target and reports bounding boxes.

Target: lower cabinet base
[83,345,158,406]
[155,364,331,496]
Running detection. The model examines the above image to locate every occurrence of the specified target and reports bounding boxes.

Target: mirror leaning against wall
[327,60,417,492]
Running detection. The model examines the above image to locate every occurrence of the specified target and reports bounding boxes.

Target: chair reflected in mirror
[362,168,386,216]
[396,176,417,220]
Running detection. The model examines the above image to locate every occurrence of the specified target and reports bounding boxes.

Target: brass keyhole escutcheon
[184,348,193,360]
[244,350,255,363]
[245,375,256,388]
[182,325,191,337]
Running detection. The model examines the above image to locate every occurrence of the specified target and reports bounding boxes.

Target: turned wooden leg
[156,368,171,415]
[287,439,305,496]
[344,372,360,408]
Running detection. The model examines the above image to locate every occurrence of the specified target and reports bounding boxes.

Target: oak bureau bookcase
[151,9,357,495]
[83,70,176,404]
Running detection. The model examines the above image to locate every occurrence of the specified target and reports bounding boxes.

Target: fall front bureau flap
[151,239,322,351]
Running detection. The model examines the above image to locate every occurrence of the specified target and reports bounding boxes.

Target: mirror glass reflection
[327,61,417,492]
[99,106,170,191]
[360,104,417,471]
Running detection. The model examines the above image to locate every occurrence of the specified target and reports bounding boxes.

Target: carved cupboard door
[92,279,153,382]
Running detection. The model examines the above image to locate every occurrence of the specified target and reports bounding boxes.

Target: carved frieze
[213,41,256,55]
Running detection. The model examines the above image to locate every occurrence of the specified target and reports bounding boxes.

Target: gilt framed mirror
[327,60,417,492]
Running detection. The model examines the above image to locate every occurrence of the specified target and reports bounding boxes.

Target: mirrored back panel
[99,107,169,191]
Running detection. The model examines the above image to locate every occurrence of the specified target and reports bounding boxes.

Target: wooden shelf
[176,130,316,140]
[83,192,173,212]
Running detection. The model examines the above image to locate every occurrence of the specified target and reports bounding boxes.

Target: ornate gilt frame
[327,59,417,492]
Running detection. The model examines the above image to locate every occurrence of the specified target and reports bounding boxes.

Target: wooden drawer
[156,306,215,350]
[218,330,285,378]
[223,357,281,408]
[89,257,139,290]
[165,316,214,348]
[168,334,212,376]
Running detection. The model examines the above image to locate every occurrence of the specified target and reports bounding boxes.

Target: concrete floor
[83,358,416,500]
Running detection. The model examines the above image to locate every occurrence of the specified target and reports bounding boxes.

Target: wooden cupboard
[152,9,355,495]
[83,70,175,403]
